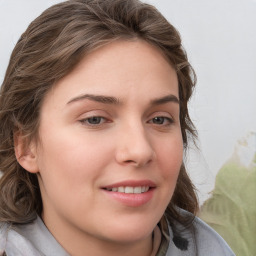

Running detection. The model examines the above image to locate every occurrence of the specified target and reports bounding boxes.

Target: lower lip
[102,189,155,207]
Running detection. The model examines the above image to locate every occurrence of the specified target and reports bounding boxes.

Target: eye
[149,116,174,125]
[80,116,107,126]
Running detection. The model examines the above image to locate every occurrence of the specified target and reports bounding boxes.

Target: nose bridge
[115,118,155,167]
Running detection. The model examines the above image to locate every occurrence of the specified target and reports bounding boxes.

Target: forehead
[43,40,178,108]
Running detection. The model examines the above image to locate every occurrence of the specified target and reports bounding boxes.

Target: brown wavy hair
[0,0,198,226]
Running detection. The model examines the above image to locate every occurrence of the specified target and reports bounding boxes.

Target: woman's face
[31,40,183,251]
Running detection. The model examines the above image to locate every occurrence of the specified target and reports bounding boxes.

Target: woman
[0,0,234,255]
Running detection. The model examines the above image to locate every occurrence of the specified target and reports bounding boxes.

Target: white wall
[148,0,256,202]
[1,0,256,203]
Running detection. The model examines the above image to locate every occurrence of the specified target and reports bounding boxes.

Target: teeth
[118,186,125,193]
[125,186,134,193]
[107,186,150,194]
[134,187,142,193]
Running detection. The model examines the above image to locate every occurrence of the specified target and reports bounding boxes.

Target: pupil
[153,117,164,124]
[88,117,101,124]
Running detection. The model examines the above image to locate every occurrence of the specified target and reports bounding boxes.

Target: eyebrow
[67,94,120,105]
[67,93,179,106]
[150,95,180,105]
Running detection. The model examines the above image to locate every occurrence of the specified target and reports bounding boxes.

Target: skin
[17,40,183,256]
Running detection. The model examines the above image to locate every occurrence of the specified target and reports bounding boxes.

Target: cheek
[151,134,183,217]
[157,135,183,179]
[36,130,113,185]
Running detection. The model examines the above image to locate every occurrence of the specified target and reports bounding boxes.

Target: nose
[115,123,155,168]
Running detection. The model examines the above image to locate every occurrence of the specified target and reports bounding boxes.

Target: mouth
[103,186,151,194]
[101,180,156,193]
[101,180,156,207]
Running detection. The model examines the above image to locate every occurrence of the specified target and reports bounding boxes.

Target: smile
[102,180,156,207]
[104,186,150,194]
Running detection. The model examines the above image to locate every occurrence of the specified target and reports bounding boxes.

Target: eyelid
[147,111,174,120]
[77,109,109,119]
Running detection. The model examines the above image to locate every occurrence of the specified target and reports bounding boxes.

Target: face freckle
[35,40,183,254]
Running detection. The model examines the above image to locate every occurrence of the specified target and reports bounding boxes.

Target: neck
[60,229,153,256]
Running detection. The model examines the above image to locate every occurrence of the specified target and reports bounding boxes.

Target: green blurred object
[199,158,256,256]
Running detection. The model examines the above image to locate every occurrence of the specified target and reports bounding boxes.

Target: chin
[100,218,157,243]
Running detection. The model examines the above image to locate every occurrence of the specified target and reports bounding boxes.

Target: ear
[14,132,39,173]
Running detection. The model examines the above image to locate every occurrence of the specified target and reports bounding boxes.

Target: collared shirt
[0,211,235,256]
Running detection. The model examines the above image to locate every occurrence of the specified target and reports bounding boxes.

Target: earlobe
[14,132,39,174]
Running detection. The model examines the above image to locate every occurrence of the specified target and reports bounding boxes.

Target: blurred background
[0,1,255,255]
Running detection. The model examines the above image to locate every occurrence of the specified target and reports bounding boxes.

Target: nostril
[124,160,140,167]
[125,160,135,163]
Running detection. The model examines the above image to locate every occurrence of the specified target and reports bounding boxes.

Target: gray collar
[12,216,69,256]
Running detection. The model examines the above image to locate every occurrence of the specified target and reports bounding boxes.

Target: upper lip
[102,180,156,189]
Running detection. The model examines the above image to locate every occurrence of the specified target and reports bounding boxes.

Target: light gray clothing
[163,216,235,255]
[0,212,235,255]
[0,217,68,256]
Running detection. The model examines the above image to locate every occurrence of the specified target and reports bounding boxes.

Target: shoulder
[0,217,70,256]
[192,216,235,255]
[0,223,7,255]
[0,222,42,256]
[165,209,235,256]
